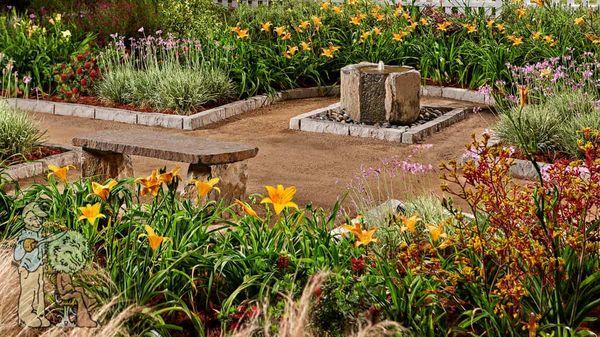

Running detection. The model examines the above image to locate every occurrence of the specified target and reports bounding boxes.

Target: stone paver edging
[290,103,472,144]
[289,85,492,144]
[2,86,340,131]
[4,143,81,181]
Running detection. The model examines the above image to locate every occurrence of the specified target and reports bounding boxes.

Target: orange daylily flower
[320,1,330,10]
[373,27,382,36]
[143,225,171,252]
[261,184,299,215]
[463,23,477,33]
[78,203,105,224]
[298,20,310,30]
[495,23,505,32]
[300,41,311,51]
[321,45,340,58]
[355,227,378,247]
[236,28,249,39]
[136,170,162,197]
[91,179,118,201]
[234,199,259,218]
[333,5,342,14]
[284,45,299,58]
[517,7,526,18]
[574,16,585,25]
[518,85,528,108]
[400,214,421,233]
[420,18,428,25]
[47,164,75,182]
[426,224,446,241]
[342,215,364,235]
[532,31,542,40]
[274,26,286,36]
[158,167,181,184]
[260,21,272,32]
[393,31,409,41]
[191,177,221,199]
[350,13,366,25]
[437,21,451,32]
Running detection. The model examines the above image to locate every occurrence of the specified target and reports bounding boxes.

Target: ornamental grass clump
[96,34,234,114]
[495,90,599,159]
[0,101,43,162]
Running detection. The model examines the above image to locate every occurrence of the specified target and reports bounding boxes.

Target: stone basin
[340,62,421,125]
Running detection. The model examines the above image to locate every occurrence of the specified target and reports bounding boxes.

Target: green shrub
[157,0,225,38]
[495,91,598,158]
[0,10,95,95]
[0,101,43,162]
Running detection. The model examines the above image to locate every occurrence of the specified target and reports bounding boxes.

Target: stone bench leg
[183,161,248,202]
[80,148,134,180]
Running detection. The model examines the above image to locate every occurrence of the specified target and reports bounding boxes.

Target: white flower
[61,30,71,39]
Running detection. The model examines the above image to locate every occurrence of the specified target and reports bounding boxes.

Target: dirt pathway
[32,97,496,209]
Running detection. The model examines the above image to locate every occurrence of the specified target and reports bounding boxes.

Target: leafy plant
[0,101,44,162]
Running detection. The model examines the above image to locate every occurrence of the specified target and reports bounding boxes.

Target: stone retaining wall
[4,144,81,181]
[2,85,340,131]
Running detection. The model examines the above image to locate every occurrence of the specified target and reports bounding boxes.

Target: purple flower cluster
[505,49,599,99]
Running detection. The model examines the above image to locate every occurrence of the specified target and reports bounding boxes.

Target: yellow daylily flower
[461,23,476,33]
[143,225,171,252]
[373,27,382,36]
[312,16,322,30]
[374,12,385,21]
[47,164,75,183]
[234,199,259,218]
[495,23,505,32]
[350,13,366,25]
[517,7,526,18]
[191,177,221,199]
[136,170,162,197]
[300,41,311,51]
[407,21,418,32]
[486,19,495,28]
[261,21,272,32]
[508,35,523,46]
[321,45,340,58]
[544,34,556,46]
[284,45,299,58]
[158,167,181,185]
[393,31,409,41]
[236,29,249,39]
[359,30,371,42]
[230,26,241,33]
[78,203,106,225]
[348,0,358,4]
[532,31,542,40]
[400,214,421,233]
[420,18,428,26]
[333,5,342,14]
[402,12,411,20]
[437,21,451,32]
[274,26,286,36]
[260,184,299,215]
[574,16,585,26]
[426,224,446,241]
[355,227,378,247]
[91,179,118,201]
[298,20,310,30]
[320,1,330,10]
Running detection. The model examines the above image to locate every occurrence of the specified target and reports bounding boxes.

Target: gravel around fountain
[311,106,453,129]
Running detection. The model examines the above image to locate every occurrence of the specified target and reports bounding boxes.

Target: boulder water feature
[340,61,421,125]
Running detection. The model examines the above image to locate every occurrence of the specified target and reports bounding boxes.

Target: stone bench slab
[72,130,258,165]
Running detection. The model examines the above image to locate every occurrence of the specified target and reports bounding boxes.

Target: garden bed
[3,143,81,181]
[2,86,339,131]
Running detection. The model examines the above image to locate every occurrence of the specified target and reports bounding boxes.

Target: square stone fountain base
[289,103,472,144]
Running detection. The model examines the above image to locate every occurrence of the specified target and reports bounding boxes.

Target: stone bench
[72,130,258,200]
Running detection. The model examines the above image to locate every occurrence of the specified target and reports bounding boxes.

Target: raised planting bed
[3,143,81,181]
[1,86,339,131]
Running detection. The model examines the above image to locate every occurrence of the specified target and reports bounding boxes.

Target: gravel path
[31,96,496,209]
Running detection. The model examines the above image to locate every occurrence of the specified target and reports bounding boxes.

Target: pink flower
[138,27,144,33]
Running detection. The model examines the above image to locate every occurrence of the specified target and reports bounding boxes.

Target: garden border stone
[290,103,471,144]
[485,134,552,181]
[4,143,81,181]
[1,85,340,131]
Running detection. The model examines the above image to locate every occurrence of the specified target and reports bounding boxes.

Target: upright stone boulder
[385,70,420,125]
[340,62,421,126]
